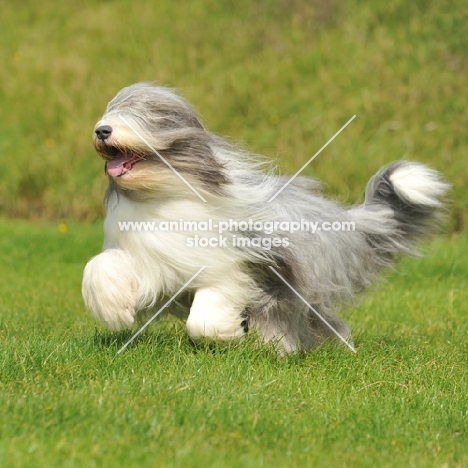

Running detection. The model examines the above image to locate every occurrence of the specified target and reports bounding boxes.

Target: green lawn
[0,220,466,467]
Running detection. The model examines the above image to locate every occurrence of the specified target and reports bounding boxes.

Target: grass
[0,0,467,230]
[0,219,466,467]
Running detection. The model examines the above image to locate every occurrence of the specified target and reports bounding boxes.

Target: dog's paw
[186,288,249,342]
[82,249,138,331]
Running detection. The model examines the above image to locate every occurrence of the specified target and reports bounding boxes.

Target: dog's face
[93,83,228,196]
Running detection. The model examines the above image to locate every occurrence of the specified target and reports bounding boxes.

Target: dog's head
[93,83,228,197]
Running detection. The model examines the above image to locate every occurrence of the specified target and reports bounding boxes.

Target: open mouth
[96,143,146,178]
[106,153,144,177]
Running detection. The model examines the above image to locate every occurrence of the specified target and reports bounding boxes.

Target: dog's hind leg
[82,249,139,331]
[186,287,249,343]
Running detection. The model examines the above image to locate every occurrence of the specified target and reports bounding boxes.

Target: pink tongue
[106,156,132,177]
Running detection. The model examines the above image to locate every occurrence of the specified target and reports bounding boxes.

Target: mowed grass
[0,0,467,230]
[0,219,466,468]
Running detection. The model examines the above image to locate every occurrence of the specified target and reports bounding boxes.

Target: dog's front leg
[186,287,249,342]
[82,249,139,331]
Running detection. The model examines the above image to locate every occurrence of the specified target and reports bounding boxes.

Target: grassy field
[0,221,467,467]
[0,0,467,229]
[1,0,467,467]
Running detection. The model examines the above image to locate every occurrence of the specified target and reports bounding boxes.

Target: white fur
[389,163,449,207]
[82,249,138,331]
[83,189,260,335]
[186,288,246,341]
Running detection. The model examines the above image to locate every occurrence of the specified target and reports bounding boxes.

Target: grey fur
[93,82,449,352]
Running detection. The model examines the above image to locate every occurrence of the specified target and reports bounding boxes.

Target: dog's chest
[102,195,219,267]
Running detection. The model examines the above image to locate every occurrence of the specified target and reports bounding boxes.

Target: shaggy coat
[82,83,448,353]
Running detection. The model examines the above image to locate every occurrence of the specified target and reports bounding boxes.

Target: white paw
[82,249,138,331]
[186,288,248,342]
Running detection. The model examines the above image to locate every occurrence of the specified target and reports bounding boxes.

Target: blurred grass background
[1,0,466,228]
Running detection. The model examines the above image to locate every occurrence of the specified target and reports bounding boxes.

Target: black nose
[95,125,113,141]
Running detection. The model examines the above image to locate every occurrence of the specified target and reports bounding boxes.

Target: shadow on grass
[91,320,189,353]
[90,324,408,364]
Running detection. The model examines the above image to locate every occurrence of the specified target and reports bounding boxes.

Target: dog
[82,82,448,353]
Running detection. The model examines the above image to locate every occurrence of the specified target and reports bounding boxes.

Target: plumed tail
[366,161,449,238]
[349,161,449,261]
